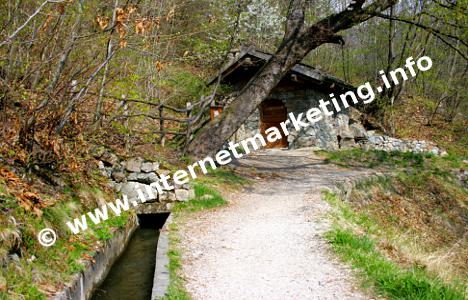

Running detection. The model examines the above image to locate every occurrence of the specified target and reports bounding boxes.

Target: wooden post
[159,105,165,146]
[122,95,130,151]
[183,102,192,154]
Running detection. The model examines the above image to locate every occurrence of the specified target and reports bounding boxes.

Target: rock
[159,191,169,201]
[136,202,169,214]
[360,143,371,151]
[335,113,350,128]
[125,158,144,172]
[111,171,126,183]
[175,189,194,202]
[340,138,357,149]
[101,153,120,167]
[141,162,159,173]
[348,107,363,123]
[120,182,157,201]
[127,173,138,181]
[8,254,20,263]
[349,123,367,138]
[107,180,118,189]
[367,135,384,144]
[128,172,159,184]
[294,136,315,148]
[337,127,354,139]
[168,192,177,201]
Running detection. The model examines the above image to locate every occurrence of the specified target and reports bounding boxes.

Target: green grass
[196,167,252,188]
[173,183,226,213]
[325,228,466,300]
[160,221,191,300]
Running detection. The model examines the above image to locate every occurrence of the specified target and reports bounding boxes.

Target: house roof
[208,47,355,91]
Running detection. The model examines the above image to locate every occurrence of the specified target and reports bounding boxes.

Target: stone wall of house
[230,89,446,156]
[232,109,260,142]
[231,88,344,150]
[281,89,341,150]
[93,151,195,214]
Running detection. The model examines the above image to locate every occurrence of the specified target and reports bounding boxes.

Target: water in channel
[91,214,168,300]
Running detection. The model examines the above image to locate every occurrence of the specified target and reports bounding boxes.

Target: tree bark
[188,0,397,158]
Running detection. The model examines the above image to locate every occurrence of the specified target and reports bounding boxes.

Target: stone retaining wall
[359,134,447,156]
[92,150,195,214]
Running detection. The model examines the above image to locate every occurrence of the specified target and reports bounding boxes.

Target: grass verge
[320,149,467,299]
[0,170,131,299]
[326,228,465,300]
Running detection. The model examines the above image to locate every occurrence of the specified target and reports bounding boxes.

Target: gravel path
[178,149,374,300]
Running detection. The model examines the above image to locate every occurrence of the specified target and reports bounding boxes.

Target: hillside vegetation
[0,0,466,298]
[321,150,467,298]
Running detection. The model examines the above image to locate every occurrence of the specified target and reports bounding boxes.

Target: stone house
[209,47,367,150]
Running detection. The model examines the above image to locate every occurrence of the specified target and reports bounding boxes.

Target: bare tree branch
[376,13,468,49]
[0,0,66,47]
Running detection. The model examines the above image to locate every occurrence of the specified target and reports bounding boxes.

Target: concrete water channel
[91,213,169,300]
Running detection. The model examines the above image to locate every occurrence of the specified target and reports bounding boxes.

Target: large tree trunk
[188,0,397,158]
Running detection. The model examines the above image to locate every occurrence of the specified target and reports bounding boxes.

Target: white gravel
[178,149,373,300]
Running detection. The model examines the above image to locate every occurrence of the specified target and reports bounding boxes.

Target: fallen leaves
[19,192,46,217]
[95,16,110,31]
[166,7,175,22]
[57,3,65,15]
[119,39,128,48]
[116,8,128,24]
[135,18,153,35]
[0,168,20,184]
[40,15,54,32]
[135,20,145,35]
[0,276,6,292]
[0,167,53,217]
[155,61,164,72]
[116,24,127,39]
[81,253,96,263]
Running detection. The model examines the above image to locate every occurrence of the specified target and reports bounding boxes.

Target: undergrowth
[321,149,467,299]
[326,228,466,300]
[0,167,132,299]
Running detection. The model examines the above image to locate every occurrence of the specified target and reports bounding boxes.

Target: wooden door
[259,99,288,148]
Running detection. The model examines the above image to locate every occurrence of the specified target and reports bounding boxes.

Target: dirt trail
[178,149,374,300]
